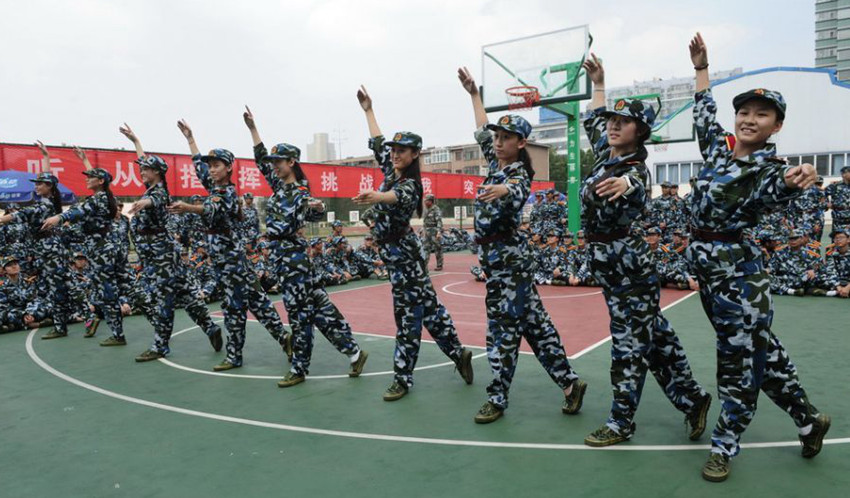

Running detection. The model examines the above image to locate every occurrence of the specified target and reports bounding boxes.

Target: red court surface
[272,252,693,356]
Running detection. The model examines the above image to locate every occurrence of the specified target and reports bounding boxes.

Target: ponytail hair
[399,155,424,218]
[292,161,308,184]
[518,148,535,181]
[103,183,118,219]
[49,184,63,215]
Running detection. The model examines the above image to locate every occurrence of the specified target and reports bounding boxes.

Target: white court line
[441,280,602,300]
[25,329,848,452]
[568,291,699,360]
[163,321,487,380]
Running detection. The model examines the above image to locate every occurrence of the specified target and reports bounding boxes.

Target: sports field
[1,252,847,497]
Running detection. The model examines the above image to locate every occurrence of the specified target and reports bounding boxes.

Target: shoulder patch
[211,196,222,203]
[507,178,521,184]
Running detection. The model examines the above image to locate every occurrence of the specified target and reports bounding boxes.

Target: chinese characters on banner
[0,143,554,199]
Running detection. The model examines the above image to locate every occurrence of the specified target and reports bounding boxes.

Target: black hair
[398,153,424,218]
[48,183,63,215]
[292,160,308,184]
[517,147,535,181]
[103,182,118,219]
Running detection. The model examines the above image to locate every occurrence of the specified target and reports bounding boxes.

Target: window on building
[816,154,830,175]
[817,29,837,40]
[838,69,850,81]
[455,151,462,161]
[425,148,450,165]
[787,156,801,166]
[463,149,478,161]
[817,10,838,21]
[838,28,850,40]
[802,155,815,167]
[816,48,837,58]
[839,8,850,19]
[832,154,846,176]
[668,163,680,184]
[655,164,666,183]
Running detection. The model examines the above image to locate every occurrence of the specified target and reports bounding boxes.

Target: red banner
[1,143,554,199]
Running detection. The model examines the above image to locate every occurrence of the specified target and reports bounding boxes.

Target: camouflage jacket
[132,183,171,233]
[60,190,113,236]
[368,135,422,240]
[825,181,850,221]
[689,89,800,233]
[581,107,650,235]
[769,246,822,279]
[423,205,443,231]
[825,246,850,283]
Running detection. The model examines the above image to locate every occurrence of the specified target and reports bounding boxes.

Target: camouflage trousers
[214,252,286,366]
[590,237,706,434]
[423,228,443,268]
[86,238,126,339]
[272,248,359,377]
[34,244,73,335]
[136,237,221,355]
[688,240,820,457]
[479,240,578,409]
[381,234,463,388]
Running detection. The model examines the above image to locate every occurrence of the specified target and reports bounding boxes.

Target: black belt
[586,228,629,243]
[206,228,231,236]
[692,227,743,243]
[34,230,58,240]
[377,226,412,245]
[266,233,300,243]
[474,231,513,245]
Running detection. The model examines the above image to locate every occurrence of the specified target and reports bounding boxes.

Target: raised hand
[357,85,373,112]
[689,32,708,68]
[784,163,817,189]
[35,140,49,157]
[72,145,88,161]
[177,119,194,140]
[243,105,256,129]
[119,122,138,143]
[582,53,604,85]
[457,67,478,95]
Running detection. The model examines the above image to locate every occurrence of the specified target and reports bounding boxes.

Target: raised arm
[582,53,605,109]
[177,119,201,156]
[457,67,488,129]
[357,85,382,138]
[243,106,262,147]
[72,145,94,171]
[689,32,710,93]
[119,123,145,159]
[35,140,51,173]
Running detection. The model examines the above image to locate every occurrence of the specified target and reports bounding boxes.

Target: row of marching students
[2,33,830,484]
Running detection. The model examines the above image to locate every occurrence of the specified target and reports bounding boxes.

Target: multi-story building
[306,133,337,162]
[815,0,850,82]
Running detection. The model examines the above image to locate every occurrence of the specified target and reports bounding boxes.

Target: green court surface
[1,270,848,497]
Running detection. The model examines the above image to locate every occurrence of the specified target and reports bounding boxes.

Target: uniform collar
[732,142,780,165]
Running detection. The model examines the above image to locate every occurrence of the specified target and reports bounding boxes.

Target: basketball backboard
[481,25,592,113]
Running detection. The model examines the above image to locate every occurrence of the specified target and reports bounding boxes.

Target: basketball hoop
[505,86,540,111]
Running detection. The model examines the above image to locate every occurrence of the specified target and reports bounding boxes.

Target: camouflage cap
[660,181,672,188]
[601,98,658,129]
[385,132,423,150]
[364,234,374,240]
[788,228,804,238]
[309,237,323,247]
[190,195,203,203]
[831,227,849,238]
[646,227,662,235]
[815,176,824,184]
[331,220,343,228]
[73,252,88,260]
[576,230,585,238]
[425,194,436,201]
[243,192,254,199]
[82,168,113,184]
[135,155,168,174]
[841,166,850,174]
[486,114,532,139]
[732,88,786,120]
[563,230,574,239]
[201,148,235,165]
[256,240,268,249]
[1,255,19,267]
[29,172,60,185]
[267,143,301,161]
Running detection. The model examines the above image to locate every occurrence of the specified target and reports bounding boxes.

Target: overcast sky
[0,0,814,160]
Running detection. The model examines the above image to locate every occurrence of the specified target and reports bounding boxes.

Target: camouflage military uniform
[0,271,48,331]
[824,244,850,286]
[768,244,826,294]
[254,142,361,377]
[473,119,579,410]
[241,202,261,247]
[369,134,466,389]
[686,88,821,458]
[7,193,73,336]
[193,151,286,367]
[582,104,707,437]
[825,177,850,231]
[59,178,126,340]
[131,157,222,357]
[422,199,443,269]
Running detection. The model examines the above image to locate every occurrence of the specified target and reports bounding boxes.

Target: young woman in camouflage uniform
[355,86,473,402]
[457,67,587,424]
[578,54,710,447]
[171,120,287,371]
[243,107,368,388]
[1,144,75,339]
[42,146,127,346]
[686,33,829,482]
[117,124,223,362]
